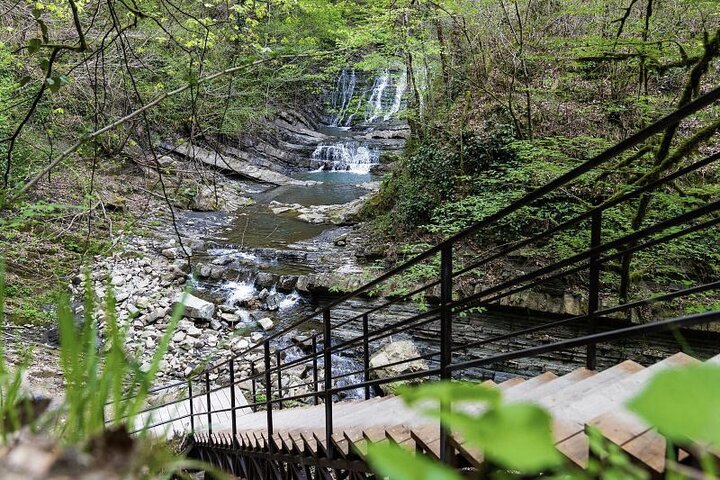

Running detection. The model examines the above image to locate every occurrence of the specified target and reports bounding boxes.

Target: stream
[166,68,409,399]
[162,68,720,400]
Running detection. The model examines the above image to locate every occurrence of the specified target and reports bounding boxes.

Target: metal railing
[115,86,720,467]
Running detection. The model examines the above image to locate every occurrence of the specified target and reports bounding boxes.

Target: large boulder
[173,293,215,321]
[369,340,428,394]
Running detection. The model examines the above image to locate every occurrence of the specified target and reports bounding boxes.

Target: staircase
[117,86,720,479]
[186,352,717,477]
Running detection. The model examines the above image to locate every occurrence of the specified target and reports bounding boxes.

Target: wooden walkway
[131,384,252,438]
[189,352,718,474]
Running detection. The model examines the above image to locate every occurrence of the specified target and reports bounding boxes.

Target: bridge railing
[115,86,720,462]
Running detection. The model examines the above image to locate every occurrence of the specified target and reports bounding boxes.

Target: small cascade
[310,142,379,174]
[330,69,357,128]
[385,72,407,120]
[325,67,407,129]
[225,280,257,305]
[365,71,390,123]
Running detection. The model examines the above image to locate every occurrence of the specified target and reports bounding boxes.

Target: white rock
[258,317,275,331]
[186,325,202,337]
[173,293,215,320]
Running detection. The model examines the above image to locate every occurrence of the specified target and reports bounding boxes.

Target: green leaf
[627,364,720,446]
[366,442,462,480]
[18,76,32,87]
[453,403,563,473]
[27,38,42,54]
[400,381,501,408]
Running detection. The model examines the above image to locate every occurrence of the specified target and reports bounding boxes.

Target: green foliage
[400,382,561,473]
[628,364,720,447]
[56,277,184,443]
[368,364,720,478]
[367,442,462,480]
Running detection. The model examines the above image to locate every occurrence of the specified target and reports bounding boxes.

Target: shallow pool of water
[254,171,376,206]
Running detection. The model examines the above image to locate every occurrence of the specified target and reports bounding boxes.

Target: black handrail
[110,85,720,469]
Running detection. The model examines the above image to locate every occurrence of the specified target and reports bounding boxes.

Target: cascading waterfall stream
[310,142,379,173]
[317,67,407,174]
[330,69,357,128]
[365,71,390,123]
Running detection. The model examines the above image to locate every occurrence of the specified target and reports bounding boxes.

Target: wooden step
[556,432,589,468]
[539,360,645,414]
[502,371,557,398]
[498,377,525,389]
[410,424,441,459]
[508,368,596,402]
[622,429,667,474]
[385,426,416,451]
[564,353,697,424]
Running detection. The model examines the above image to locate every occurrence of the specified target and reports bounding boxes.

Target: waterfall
[310,142,379,174]
[384,71,407,120]
[365,71,390,123]
[330,69,357,127]
[327,68,406,128]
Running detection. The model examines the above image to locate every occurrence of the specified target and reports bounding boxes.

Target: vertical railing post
[276,350,283,410]
[229,359,237,443]
[323,309,334,458]
[439,244,453,464]
[264,340,273,438]
[250,361,257,413]
[312,334,319,406]
[188,380,194,433]
[587,209,602,370]
[205,371,212,435]
[362,314,370,400]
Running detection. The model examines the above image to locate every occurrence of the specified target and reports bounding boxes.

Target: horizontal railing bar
[331,280,441,331]
[127,412,193,435]
[455,212,720,316]
[454,280,720,353]
[329,367,443,394]
[448,310,720,373]
[330,351,441,383]
[329,307,442,353]
[451,151,720,281]
[451,198,720,312]
[328,315,442,358]
[106,379,188,407]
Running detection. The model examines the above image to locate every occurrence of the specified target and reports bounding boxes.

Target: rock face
[173,293,215,320]
[168,143,317,187]
[369,340,428,393]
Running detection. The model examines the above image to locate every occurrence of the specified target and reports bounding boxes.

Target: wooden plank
[588,410,650,446]
[502,372,557,397]
[410,424,441,459]
[556,432,589,468]
[508,368,596,403]
[498,377,525,390]
[622,430,666,474]
[450,435,484,469]
[385,426,415,450]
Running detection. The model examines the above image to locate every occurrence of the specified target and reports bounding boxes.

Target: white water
[276,288,302,310]
[225,280,257,305]
[365,71,390,123]
[310,142,379,174]
[328,68,406,128]
[385,71,407,120]
[330,69,357,127]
